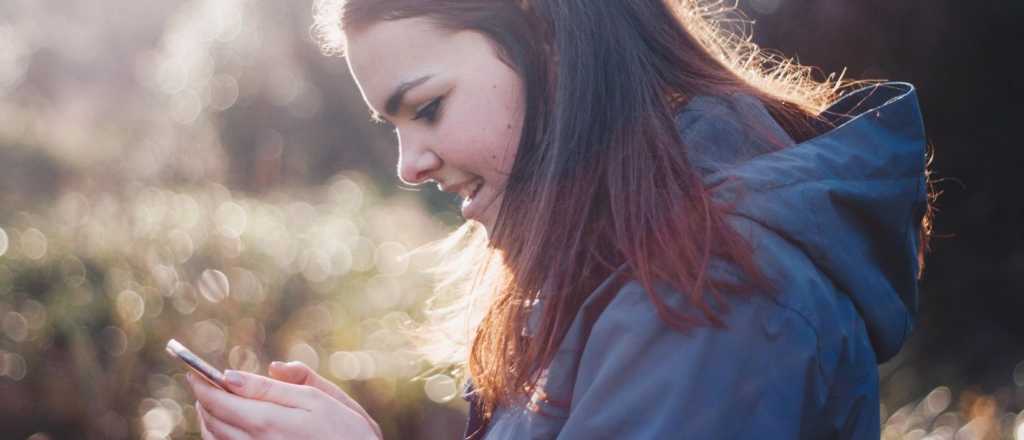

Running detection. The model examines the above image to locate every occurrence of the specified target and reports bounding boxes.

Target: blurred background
[0,0,1021,439]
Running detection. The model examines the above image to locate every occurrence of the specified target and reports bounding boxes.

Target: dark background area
[747,0,1024,406]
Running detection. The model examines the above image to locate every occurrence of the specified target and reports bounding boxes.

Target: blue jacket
[465,82,928,439]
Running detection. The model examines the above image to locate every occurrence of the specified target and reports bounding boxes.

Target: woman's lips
[460,179,483,218]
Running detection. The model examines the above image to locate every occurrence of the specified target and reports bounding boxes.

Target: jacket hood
[679,82,928,362]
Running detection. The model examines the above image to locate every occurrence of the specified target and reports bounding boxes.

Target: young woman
[185,1,932,438]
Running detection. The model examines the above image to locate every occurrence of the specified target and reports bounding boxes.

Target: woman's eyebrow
[384,74,434,116]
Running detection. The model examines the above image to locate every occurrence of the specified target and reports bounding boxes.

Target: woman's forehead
[344,18,458,111]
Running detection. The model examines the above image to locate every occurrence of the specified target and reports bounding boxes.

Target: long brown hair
[314,0,852,418]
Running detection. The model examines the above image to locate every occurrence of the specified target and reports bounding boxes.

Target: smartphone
[165,339,234,394]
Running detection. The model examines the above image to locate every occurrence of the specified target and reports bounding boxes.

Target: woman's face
[344,17,525,235]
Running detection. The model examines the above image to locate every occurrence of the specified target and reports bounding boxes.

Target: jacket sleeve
[555,280,828,439]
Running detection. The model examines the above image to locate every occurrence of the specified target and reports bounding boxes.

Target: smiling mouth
[460,180,483,214]
[466,180,482,200]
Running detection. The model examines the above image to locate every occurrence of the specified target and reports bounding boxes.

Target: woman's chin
[461,186,497,226]
[464,198,498,238]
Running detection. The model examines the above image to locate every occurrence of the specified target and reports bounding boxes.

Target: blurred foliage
[1,0,1023,438]
[0,177,470,439]
[0,0,467,437]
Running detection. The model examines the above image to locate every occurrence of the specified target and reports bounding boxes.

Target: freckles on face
[443,76,522,180]
[344,17,525,231]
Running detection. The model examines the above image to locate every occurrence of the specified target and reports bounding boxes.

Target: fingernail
[224,370,244,387]
[270,361,284,369]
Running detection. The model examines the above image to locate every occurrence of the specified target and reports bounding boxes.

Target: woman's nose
[397,143,442,186]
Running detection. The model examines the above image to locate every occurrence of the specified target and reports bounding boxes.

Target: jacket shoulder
[559,278,829,438]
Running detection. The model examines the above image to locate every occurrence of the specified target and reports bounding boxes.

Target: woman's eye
[412,97,444,123]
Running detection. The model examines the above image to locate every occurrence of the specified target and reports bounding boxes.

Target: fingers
[268,361,303,383]
[197,400,248,440]
[188,371,303,433]
[221,369,321,409]
[196,401,215,440]
[270,362,363,414]
[270,361,345,400]
[270,361,382,440]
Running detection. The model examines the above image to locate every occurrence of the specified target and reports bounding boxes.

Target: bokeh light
[365,275,402,311]
[60,256,87,287]
[167,229,195,264]
[330,178,365,212]
[141,406,175,439]
[215,201,247,238]
[228,345,259,372]
[117,289,146,323]
[197,269,230,303]
[2,351,27,380]
[171,282,199,315]
[3,311,29,342]
[424,374,458,404]
[191,320,227,354]
[231,318,266,347]
[101,326,129,356]
[329,351,361,380]
[228,267,265,303]
[0,226,8,257]
[20,228,47,260]
[301,248,333,283]
[287,342,320,371]
[350,237,377,272]
[375,241,410,277]
[1013,361,1024,387]
[0,25,31,93]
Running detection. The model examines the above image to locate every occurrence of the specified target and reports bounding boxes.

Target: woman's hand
[186,361,382,439]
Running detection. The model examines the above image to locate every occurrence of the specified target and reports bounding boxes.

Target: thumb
[269,361,378,432]
[222,369,317,409]
[269,361,346,401]
[268,361,308,384]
